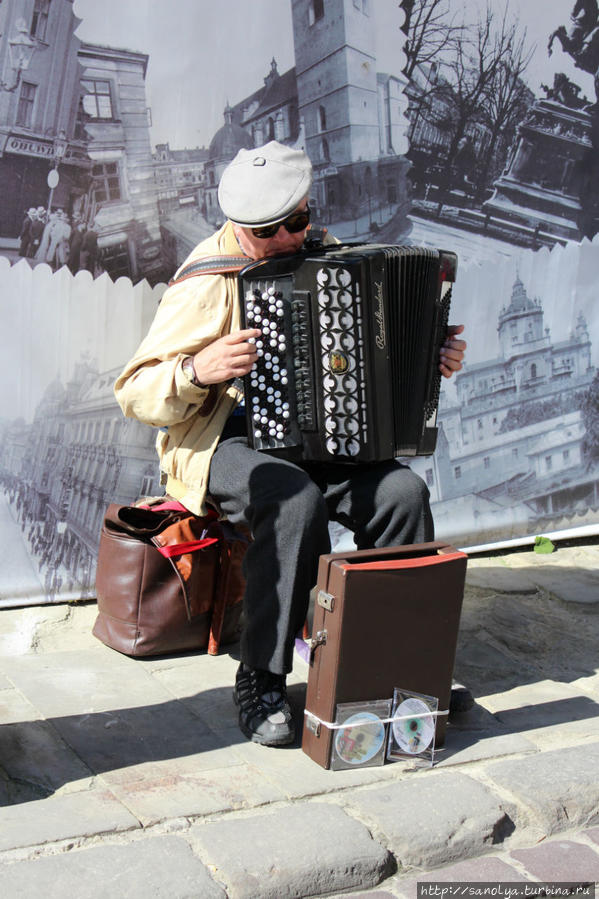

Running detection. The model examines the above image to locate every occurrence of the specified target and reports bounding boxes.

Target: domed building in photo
[203,104,255,227]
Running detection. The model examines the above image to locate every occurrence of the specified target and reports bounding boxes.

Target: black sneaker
[449,682,475,716]
[233,663,295,746]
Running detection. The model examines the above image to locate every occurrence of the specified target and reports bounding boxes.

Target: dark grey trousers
[208,435,434,675]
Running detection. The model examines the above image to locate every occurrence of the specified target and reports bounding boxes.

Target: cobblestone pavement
[0,541,597,897]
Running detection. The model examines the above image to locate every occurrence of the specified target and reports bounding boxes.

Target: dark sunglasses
[251,205,311,239]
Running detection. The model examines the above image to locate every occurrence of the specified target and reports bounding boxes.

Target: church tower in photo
[291,0,403,225]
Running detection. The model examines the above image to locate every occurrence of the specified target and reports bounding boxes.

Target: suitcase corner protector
[304,710,321,737]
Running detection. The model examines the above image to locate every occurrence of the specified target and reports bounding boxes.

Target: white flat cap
[218,141,312,226]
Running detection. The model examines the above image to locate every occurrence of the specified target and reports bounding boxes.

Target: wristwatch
[182,355,206,388]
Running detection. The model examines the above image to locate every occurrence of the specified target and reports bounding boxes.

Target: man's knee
[379,464,431,514]
[250,463,327,528]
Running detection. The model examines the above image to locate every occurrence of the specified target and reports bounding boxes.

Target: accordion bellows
[239,244,457,463]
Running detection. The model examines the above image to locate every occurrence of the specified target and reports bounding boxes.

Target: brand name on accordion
[374,282,386,349]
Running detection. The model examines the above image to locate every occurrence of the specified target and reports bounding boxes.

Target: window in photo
[82,80,114,120]
[92,161,121,204]
[17,82,36,127]
[31,0,50,41]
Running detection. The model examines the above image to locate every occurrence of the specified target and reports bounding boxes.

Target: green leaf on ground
[533,536,555,554]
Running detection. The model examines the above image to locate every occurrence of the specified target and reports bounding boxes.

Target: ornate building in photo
[203,103,254,228]
[161,0,410,252]
[234,58,299,152]
[77,42,164,283]
[412,277,598,542]
[291,0,407,225]
[153,142,208,218]
[2,358,161,602]
[0,0,87,238]
[0,0,164,283]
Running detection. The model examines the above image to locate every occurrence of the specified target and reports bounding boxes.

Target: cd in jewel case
[387,688,438,766]
[329,699,392,771]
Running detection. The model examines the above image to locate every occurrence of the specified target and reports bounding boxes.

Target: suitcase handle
[337,551,467,571]
[317,541,459,583]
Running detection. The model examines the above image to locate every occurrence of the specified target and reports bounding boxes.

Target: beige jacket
[115,220,335,514]
[115,221,244,514]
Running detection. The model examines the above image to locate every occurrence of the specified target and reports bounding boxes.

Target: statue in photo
[481,1,599,242]
[548,0,599,107]
[541,72,590,109]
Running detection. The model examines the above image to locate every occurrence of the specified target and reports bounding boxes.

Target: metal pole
[47,162,58,213]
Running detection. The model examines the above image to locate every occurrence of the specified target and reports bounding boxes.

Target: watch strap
[182,355,207,389]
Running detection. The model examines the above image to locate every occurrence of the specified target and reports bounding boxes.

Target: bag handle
[151,515,224,622]
[104,503,191,539]
[154,536,219,558]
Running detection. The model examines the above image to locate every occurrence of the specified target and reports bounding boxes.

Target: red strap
[155,536,219,558]
[138,500,189,512]
[138,500,218,521]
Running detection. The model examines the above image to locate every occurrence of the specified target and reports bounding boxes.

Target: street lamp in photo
[1,19,37,92]
[47,130,69,214]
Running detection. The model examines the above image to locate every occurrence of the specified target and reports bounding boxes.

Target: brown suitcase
[301,541,468,769]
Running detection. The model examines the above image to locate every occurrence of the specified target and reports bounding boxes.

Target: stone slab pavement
[0,541,597,897]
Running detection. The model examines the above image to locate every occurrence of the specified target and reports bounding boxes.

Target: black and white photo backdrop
[0,0,597,605]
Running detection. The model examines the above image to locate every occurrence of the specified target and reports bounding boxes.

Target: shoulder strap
[168,255,249,287]
[304,225,328,248]
[167,225,330,287]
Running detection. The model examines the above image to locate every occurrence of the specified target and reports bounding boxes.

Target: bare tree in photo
[402,0,463,147]
[414,1,532,211]
[403,0,462,80]
[439,4,508,165]
[476,8,536,198]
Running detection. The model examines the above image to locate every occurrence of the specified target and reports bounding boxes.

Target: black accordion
[238,244,457,463]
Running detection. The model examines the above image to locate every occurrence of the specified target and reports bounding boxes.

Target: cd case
[387,688,438,766]
[329,699,392,771]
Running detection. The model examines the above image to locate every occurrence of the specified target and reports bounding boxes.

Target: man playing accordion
[115,141,466,747]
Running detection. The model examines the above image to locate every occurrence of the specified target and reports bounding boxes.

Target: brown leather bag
[93,503,247,657]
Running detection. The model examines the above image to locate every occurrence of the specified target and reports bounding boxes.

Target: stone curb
[324,827,599,898]
[188,803,394,899]
[483,741,599,834]
[0,743,597,897]
[341,770,521,870]
[0,835,226,898]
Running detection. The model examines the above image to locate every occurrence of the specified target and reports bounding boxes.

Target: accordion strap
[304,225,328,247]
[168,255,249,287]
[167,226,329,287]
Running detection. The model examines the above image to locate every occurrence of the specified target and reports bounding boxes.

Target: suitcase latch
[317,590,335,612]
[305,712,321,737]
[308,629,328,651]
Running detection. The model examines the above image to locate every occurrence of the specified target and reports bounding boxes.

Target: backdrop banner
[0,0,597,605]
